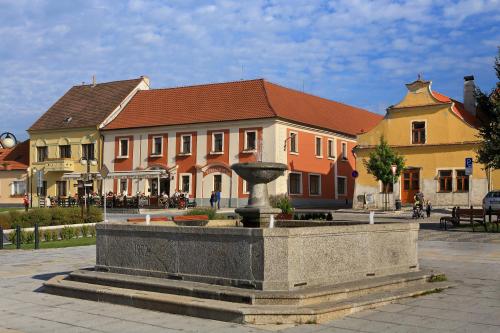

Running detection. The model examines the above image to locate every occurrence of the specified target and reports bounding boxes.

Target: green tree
[363,136,405,210]
[476,48,500,169]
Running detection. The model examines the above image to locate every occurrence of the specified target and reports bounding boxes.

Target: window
[59,145,71,159]
[341,142,348,160]
[213,133,223,153]
[337,177,347,195]
[213,174,222,192]
[328,139,334,159]
[180,174,191,194]
[38,181,47,197]
[120,179,128,194]
[181,135,192,154]
[289,173,302,195]
[37,146,48,162]
[456,170,469,192]
[11,180,26,196]
[82,143,95,160]
[309,174,321,196]
[119,139,129,157]
[315,137,322,157]
[245,131,257,151]
[56,181,67,197]
[290,132,298,153]
[412,121,426,144]
[152,136,162,155]
[403,170,420,191]
[438,170,452,192]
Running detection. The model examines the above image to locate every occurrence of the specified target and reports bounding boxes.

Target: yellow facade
[354,79,498,208]
[28,127,101,205]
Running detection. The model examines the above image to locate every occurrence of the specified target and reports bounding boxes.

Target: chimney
[463,75,476,116]
[140,75,150,88]
[92,75,96,87]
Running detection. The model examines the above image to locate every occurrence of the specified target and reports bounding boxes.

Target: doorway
[401,169,420,204]
[160,178,170,196]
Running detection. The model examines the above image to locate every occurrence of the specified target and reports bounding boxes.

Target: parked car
[483,190,500,210]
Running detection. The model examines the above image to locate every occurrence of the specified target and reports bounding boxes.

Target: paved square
[1,232,499,332]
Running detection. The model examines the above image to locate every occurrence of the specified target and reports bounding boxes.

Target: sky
[0,0,499,141]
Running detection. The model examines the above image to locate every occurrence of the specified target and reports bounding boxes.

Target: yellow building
[353,76,499,208]
[27,77,149,205]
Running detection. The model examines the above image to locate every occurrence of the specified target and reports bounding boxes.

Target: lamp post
[29,167,37,208]
[80,145,97,218]
[0,132,18,149]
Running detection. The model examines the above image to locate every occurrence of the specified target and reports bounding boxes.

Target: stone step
[43,274,452,324]
[69,269,439,306]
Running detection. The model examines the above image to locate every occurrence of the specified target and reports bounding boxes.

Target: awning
[62,172,102,180]
[62,169,170,180]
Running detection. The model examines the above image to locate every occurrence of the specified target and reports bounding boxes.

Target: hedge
[6,225,96,245]
[0,207,102,230]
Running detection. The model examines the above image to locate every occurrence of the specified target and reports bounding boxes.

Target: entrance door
[160,178,170,196]
[401,169,420,204]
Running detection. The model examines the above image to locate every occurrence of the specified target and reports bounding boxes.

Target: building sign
[204,166,231,177]
[465,157,473,176]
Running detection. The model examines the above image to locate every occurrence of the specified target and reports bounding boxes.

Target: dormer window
[412,121,426,144]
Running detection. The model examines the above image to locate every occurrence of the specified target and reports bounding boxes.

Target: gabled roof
[29,78,144,131]
[0,140,29,170]
[104,79,382,136]
[431,91,480,128]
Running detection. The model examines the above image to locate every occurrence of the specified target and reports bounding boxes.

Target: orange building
[101,79,381,207]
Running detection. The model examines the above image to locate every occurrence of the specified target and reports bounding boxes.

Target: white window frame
[337,176,347,196]
[180,134,192,155]
[288,172,303,195]
[118,138,129,158]
[213,173,222,192]
[151,136,163,156]
[11,180,26,196]
[179,173,193,195]
[327,139,335,160]
[315,136,323,158]
[289,131,299,154]
[211,132,224,154]
[341,141,348,161]
[308,173,322,196]
[244,130,257,151]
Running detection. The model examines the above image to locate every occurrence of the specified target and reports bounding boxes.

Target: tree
[476,48,500,169]
[363,136,405,210]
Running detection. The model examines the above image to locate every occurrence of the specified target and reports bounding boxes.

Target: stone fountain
[231,162,288,228]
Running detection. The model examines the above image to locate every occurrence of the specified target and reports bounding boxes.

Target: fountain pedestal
[231,162,288,228]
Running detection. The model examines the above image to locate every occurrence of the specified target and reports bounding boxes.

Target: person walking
[23,193,29,212]
[215,190,221,210]
[210,191,215,208]
[426,200,432,218]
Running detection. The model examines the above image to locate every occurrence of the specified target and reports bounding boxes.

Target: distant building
[101,79,382,207]
[0,140,29,206]
[27,77,150,205]
[353,76,500,208]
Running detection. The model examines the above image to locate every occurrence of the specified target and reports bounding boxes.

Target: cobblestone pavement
[1,236,500,332]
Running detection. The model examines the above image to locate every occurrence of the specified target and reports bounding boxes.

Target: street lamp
[0,132,18,149]
[80,145,98,218]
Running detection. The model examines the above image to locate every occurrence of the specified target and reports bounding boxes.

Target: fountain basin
[96,222,419,291]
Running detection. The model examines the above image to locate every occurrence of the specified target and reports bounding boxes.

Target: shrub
[89,226,96,238]
[60,227,75,240]
[270,195,293,214]
[43,231,51,242]
[25,209,52,227]
[25,231,35,244]
[185,208,217,220]
[8,231,16,244]
[81,225,89,237]
[85,207,103,223]
[73,227,80,238]
[51,230,59,241]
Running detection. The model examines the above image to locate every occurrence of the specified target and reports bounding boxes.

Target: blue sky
[1,0,499,140]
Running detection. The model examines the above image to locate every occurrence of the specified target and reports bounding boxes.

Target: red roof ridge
[263,80,372,113]
[146,78,266,93]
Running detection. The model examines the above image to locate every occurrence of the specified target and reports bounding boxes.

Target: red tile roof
[29,78,144,131]
[0,140,29,171]
[104,79,382,136]
[432,91,480,128]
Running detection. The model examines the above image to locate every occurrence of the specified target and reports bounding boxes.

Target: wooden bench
[173,215,209,222]
[126,216,170,223]
[440,206,500,232]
